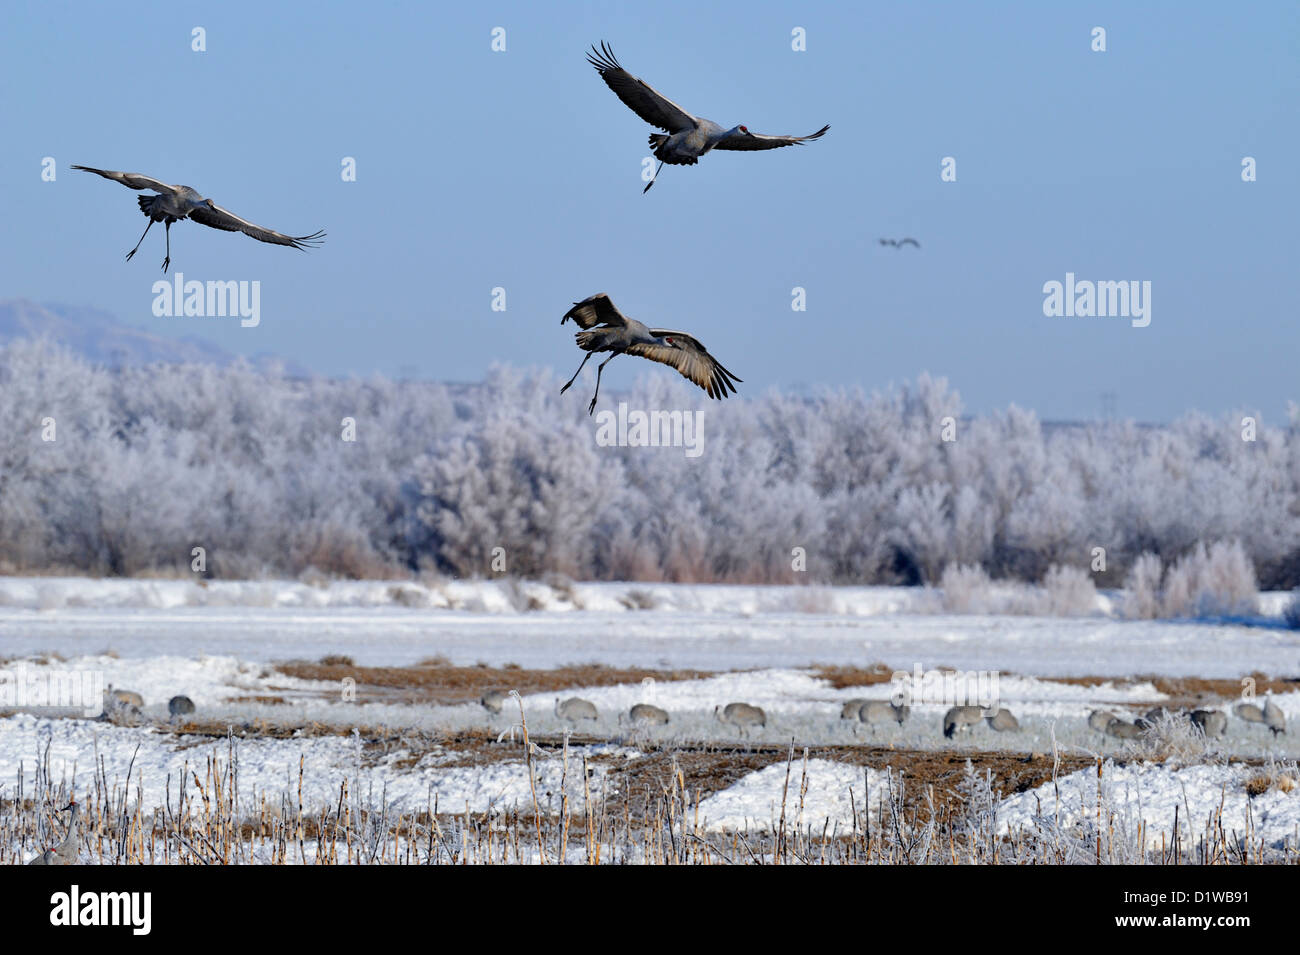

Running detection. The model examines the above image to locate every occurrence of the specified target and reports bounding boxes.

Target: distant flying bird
[71,165,325,272]
[560,293,742,414]
[879,238,920,249]
[586,43,829,193]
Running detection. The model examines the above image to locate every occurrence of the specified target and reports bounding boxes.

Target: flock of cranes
[1090,699,1286,740]
[71,42,838,415]
[556,43,830,409]
[484,690,1288,745]
[25,689,1286,863]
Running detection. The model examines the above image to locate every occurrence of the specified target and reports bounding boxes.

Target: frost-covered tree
[0,341,1296,588]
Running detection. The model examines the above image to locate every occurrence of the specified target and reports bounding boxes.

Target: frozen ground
[6,652,1298,751]
[696,759,891,833]
[691,758,1300,849]
[1,577,1298,861]
[998,761,1300,852]
[0,710,632,818]
[0,576,1296,676]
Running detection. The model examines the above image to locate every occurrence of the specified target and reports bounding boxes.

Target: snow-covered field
[0,576,1296,676]
[999,761,1300,852]
[2,577,1298,862]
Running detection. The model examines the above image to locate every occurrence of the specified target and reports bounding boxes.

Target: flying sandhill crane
[27,800,80,865]
[555,697,599,723]
[71,165,325,272]
[879,238,920,249]
[586,43,829,192]
[715,702,766,737]
[560,293,741,414]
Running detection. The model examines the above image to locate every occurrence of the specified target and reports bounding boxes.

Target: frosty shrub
[1136,711,1220,765]
[1039,564,1097,616]
[938,564,994,614]
[619,588,658,610]
[1160,541,1258,618]
[1121,552,1164,620]
[1,339,1298,587]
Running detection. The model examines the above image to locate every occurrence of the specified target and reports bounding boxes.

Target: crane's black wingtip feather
[587,40,622,73]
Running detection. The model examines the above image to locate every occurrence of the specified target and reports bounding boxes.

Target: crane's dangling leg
[161,220,172,272]
[643,160,664,194]
[588,353,618,415]
[561,352,592,394]
[125,218,155,262]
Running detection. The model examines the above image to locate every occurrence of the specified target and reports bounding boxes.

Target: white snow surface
[0,712,629,818]
[998,761,1300,851]
[0,577,1296,677]
[697,759,890,833]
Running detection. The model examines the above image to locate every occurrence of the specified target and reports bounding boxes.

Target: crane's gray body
[651,119,731,166]
[71,165,324,272]
[575,315,658,354]
[860,700,908,728]
[555,696,599,722]
[1190,709,1227,738]
[628,703,670,725]
[1106,718,1144,740]
[27,801,80,865]
[715,702,766,736]
[1089,709,1118,733]
[943,705,983,738]
[559,293,741,413]
[142,184,205,221]
[585,43,828,192]
[986,707,1019,732]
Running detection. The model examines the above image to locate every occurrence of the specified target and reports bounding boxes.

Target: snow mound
[697,759,891,833]
[998,761,1300,851]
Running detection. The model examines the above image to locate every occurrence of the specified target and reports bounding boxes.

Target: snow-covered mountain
[0,298,305,372]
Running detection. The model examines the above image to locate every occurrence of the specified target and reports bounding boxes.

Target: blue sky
[3,0,1296,422]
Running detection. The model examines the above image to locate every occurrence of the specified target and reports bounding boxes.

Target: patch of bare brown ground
[596,742,1093,823]
[273,659,714,706]
[150,721,1099,824]
[810,663,896,688]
